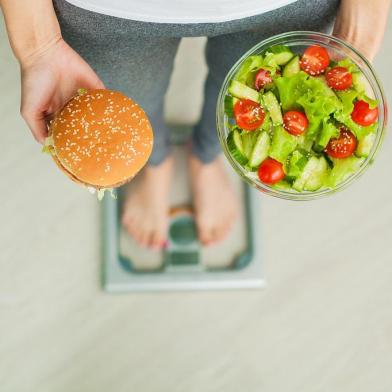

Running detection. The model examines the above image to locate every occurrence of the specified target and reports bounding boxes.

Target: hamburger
[43,89,153,197]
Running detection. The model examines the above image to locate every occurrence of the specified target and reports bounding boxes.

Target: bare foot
[122,157,173,249]
[189,155,239,245]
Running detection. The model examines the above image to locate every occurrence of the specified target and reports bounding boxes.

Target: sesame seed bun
[49,89,153,189]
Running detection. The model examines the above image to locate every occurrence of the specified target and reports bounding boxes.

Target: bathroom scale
[101,126,265,292]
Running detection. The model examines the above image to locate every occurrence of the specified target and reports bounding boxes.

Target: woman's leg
[53,0,180,248]
[190,0,340,244]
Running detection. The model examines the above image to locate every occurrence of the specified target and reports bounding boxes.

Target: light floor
[1,13,392,392]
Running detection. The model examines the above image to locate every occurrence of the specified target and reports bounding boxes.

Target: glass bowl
[216,31,388,201]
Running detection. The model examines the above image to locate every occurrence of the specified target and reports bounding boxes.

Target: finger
[76,76,105,94]
[21,109,48,144]
[78,63,106,90]
[85,75,105,90]
[94,77,106,89]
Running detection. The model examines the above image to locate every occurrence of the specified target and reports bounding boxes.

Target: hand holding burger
[44,89,153,195]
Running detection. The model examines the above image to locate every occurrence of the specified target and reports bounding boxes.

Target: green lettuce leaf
[78,88,87,95]
[333,89,378,139]
[234,54,282,87]
[336,58,359,73]
[333,110,378,140]
[41,135,55,155]
[275,72,341,141]
[94,188,117,201]
[269,125,297,163]
[358,93,378,109]
[275,71,308,111]
[315,118,340,150]
[336,89,358,115]
[234,55,264,86]
[295,75,342,141]
[285,150,309,179]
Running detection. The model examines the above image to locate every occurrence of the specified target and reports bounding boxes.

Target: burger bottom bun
[51,154,134,189]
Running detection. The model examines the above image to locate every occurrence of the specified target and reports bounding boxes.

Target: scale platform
[101,128,265,292]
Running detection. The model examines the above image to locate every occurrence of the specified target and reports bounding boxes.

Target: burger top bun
[48,89,153,189]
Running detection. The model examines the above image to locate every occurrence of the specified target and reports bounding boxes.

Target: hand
[20,38,104,143]
[333,0,391,62]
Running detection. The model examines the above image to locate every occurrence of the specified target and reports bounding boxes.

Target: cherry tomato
[300,45,330,76]
[326,66,353,90]
[254,68,273,90]
[351,100,378,126]
[283,111,309,135]
[258,158,285,185]
[325,127,357,159]
[234,99,265,131]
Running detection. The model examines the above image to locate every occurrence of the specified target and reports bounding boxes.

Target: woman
[0,0,390,249]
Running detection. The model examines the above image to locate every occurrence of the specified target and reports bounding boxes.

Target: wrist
[1,0,62,65]
[18,34,63,69]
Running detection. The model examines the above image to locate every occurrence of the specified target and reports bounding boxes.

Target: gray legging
[53,0,339,165]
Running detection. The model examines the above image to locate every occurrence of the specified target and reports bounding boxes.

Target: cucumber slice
[292,156,320,191]
[227,129,248,165]
[356,132,376,158]
[272,180,292,191]
[224,95,239,117]
[315,76,342,99]
[303,156,329,191]
[352,72,366,93]
[263,91,283,125]
[242,131,259,159]
[264,45,294,66]
[283,56,300,77]
[261,112,272,132]
[228,80,259,102]
[248,131,271,168]
[328,156,364,188]
[269,125,297,163]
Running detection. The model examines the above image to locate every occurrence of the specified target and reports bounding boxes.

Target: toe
[121,208,139,230]
[205,217,234,245]
[215,222,231,243]
[123,215,168,250]
[151,229,167,249]
[205,228,222,246]
[124,220,136,239]
[138,226,153,248]
[121,212,131,228]
[197,221,214,245]
[126,221,148,248]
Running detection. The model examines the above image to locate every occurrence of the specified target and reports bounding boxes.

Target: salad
[224,44,379,192]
